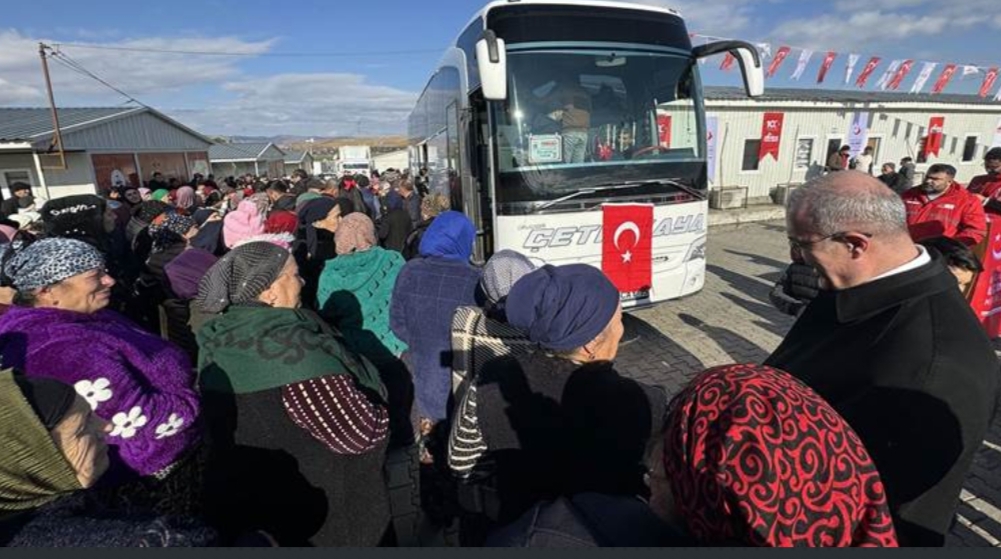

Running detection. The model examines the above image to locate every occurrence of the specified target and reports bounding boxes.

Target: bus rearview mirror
[476,34,508,101]
[693,40,765,98]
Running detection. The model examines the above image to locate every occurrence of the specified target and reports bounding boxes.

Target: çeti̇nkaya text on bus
[408,0,763,308]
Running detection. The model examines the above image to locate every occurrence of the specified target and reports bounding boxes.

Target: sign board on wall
[706,115,719,185]
[91,154,139,193]
[186,152,211,177]
[758,112,784,161]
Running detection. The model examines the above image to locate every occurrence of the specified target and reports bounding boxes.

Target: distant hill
[209,135,410,158]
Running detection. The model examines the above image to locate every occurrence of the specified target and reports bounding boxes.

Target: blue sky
[2,0,999,136]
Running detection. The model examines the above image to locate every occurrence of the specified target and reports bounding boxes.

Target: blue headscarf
[419,211,475,262]
[506,264,620,352]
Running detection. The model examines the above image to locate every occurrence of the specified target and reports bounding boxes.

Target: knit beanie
[335,213,377,255]
[40,195,106,240]
[222,200,266,249]
[149,212,195,253]
[196,241,290,314]
[482,249,538,304]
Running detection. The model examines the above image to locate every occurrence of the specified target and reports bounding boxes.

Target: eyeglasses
[788,231,873,251]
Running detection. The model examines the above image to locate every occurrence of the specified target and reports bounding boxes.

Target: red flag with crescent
[887,59,914,90]
[602,204,654,293]
[766,47,791,78]
[817,51,837,84]
[855,57,881,88]
[932,64,957,94]
[980,67,999,98]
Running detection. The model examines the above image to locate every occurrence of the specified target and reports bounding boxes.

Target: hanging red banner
[720,52,736,71]
[887,59,914,90]
[931,64,958,94]
[855,57,882,88]
[979,67,999,98]
[925,116,945,158]
[817,51,837,84]
[766,46,791,78]
[758,112,785,161]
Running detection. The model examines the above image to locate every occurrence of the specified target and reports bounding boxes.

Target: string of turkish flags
[690,33,1001,100]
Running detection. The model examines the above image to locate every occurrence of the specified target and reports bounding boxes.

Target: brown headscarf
[334,213,377,256]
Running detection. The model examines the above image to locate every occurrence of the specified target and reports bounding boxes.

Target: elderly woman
[391,211,481,456]
[295,197,354,310]
[0,238,201,485]
[0,370,216,547]
[195,241,392,546]
[472,264,666,526]
[649,364,898,547]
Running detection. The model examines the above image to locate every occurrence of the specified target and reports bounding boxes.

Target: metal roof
[0,107,143,142]
[209,142,273,161]
[283,150,308,163]
[704,86,1001,108]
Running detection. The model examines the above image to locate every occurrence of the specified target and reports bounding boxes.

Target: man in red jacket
[901,164,986,247]
[968,147,1001,215]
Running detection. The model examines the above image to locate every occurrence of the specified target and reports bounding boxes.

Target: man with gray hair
[766,171,999,547]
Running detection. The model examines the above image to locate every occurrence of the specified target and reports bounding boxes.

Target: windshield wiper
[530,179,704,213]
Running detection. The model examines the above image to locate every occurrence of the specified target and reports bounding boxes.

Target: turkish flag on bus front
[602,204,654,293]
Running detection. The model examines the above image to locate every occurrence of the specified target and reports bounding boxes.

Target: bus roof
[457,0,684,47]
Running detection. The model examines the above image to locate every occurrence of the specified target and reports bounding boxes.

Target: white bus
[408,0,763,307]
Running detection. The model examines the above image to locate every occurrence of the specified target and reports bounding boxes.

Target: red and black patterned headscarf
[662,364,898,547]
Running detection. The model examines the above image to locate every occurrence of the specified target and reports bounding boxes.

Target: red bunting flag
[720,52,736,72]
[817,51,837,84]
[766,46,791,78]
[855,57,881,88]
[980,68,1000,98]
[887,59,914,90]
[758,112,785,161]
[931,64,958,94]
[602,204,654,293]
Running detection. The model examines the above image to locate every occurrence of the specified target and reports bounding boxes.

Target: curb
[708,206,786,229]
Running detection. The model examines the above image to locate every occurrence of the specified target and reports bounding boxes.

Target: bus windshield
[491,48,704,207]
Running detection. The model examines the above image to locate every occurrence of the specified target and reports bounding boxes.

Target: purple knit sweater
[0,306,201,477]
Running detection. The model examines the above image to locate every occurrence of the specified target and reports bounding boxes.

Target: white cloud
[0,29,275,104]
[769,10,982,50]
[169,73,417,136]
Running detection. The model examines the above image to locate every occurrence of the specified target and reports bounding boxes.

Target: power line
[52,42,443,58]
[44,46,149,108]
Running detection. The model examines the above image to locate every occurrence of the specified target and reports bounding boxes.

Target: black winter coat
[765,253,999,547]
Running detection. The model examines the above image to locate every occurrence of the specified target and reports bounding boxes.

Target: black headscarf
[40,195,109,253]
[297,197,355,261]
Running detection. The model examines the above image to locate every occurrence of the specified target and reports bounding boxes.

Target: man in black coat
[766,171,999,546]
[877,162,910,195]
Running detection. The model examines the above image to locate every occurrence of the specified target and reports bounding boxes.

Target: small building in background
[704,87,1001,204]
[282,150,315,174]
[0,106,212,202]
[371,148,409,174]
[209,142,286,179]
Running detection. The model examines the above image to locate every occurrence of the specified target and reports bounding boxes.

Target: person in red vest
[967,147,1001,214]
[901,164,986,247]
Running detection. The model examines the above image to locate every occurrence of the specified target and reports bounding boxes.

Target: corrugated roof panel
[0,107,139,142]
[209,142,272,161]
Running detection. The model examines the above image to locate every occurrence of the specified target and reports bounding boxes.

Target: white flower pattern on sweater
[111,406,149,439]
[73,378,113,410]
[154,413,185,439]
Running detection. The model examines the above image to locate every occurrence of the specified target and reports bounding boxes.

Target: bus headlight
[685,237,707,262]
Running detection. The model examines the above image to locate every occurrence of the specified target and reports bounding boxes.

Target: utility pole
[38,43,66,170]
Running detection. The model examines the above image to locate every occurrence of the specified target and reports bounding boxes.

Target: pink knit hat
[222,200,266,249]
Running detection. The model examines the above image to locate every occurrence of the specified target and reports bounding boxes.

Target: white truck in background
[337,145,372,177]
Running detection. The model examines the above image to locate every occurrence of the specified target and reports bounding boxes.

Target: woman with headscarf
[152,189,170,202]
[0,182,35,220]
[447,250,538,483]
[401,193,450,261]
[647,364,899,547]
[0,370,218,547]
[195,241,392,546]
[378,189,413,254]
[317,213,411,446]
[390,211,481,459]
[145,212,198,292]
[0,239,202,513]
[174,186,197,215]
[222,199,265,250]
[470,264,666,527]
[294,197,354,310]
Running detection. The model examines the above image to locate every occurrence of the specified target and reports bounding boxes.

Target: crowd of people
[0,156,996,547]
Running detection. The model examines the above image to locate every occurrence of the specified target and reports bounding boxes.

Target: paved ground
[615,220,1001,547]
